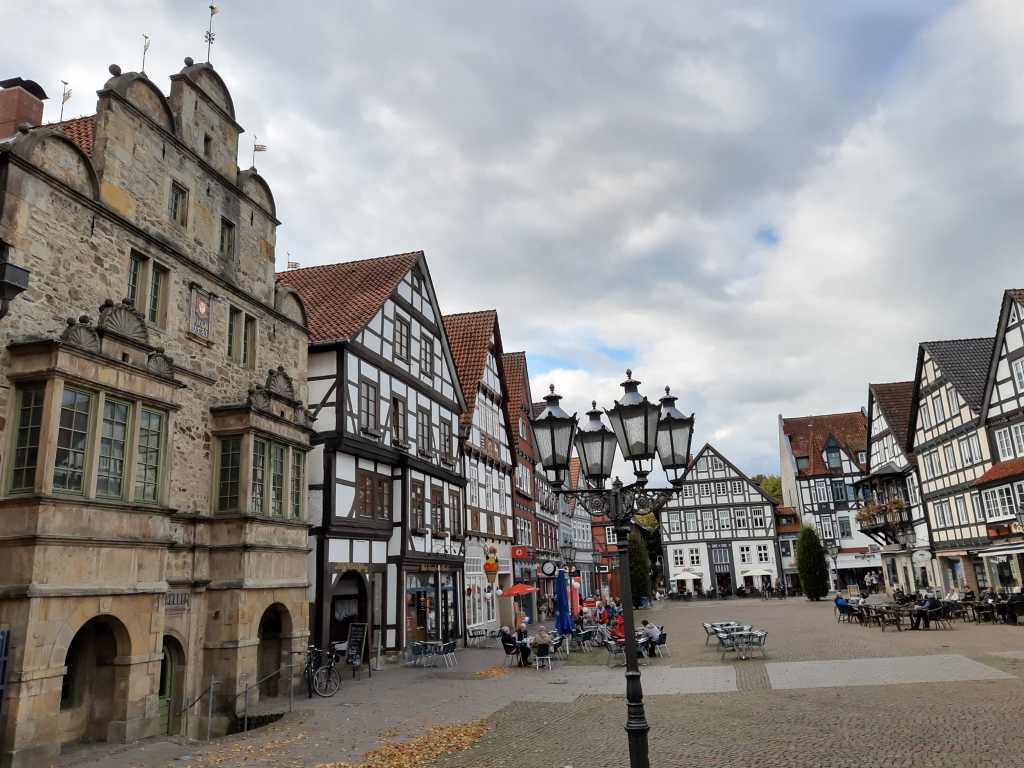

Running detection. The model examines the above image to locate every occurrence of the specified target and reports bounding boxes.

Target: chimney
[0,78,48,140]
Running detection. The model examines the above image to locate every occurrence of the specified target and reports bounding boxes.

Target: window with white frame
[702,509,715,531]
[714,481,728,496]
[971,492,983,522]
[668,513,681,533]
[983,486,1016,520]
[932,393,946,423]
[943,444,957,473]
[1013,423,1024,457]
[605,525,619,545]
[711,457,724,471]
[923,451,941,480]
[698,483,710,497]
[731,480,744,495]
[933,500,953,527]
[907,476,920,504]
[920,400,932,429]
[672,549,685,567]
[1013,358,1024,392]
[954,495,968,525]
[814,479,829,503]
[685,512,697,531]
[751,507,765,527]
[996,428,1015,461]
[682,484,694,498]
[820,516,835,540]
[718,509,731,530]
[756,544,770,563]
[734,508,747,529]
[779,539,792,557]
[739,545,751,564]
[959,435,981,466]
[688,547,701,566]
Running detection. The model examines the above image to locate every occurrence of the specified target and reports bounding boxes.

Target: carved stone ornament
[98,298,149,345]
[265,366,295,400]
[247,386,271,411]
[295,402,315,429]
[146,349,176,379]
[60,315,100,353]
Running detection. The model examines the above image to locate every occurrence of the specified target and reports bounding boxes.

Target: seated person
[515,623,531,666]
[834,594,848,609]
[609,613,626,641]
[533,625,552,657]
[499,625,516,652]
[962,587,976,601]
[910,596,941,629]
[641,619,661,657]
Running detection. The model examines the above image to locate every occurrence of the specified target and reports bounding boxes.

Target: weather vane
[141,34,150,74]
[59,80,71,121]
[251,135,267,167]
[205,4,219,62]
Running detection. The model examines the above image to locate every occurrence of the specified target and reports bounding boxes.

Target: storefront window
[405,571,459,644]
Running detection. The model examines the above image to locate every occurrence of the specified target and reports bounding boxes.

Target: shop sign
[166,590,190,613]
[511,545,531,560]
[539,561,557,577]
[911,550,932,565]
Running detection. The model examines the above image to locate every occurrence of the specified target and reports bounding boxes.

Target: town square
[4,2,1024,767]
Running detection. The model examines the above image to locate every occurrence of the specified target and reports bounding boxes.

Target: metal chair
[441,640,458,667]
[747,630,768,658]
[502,641,519,666]
[534,643,552,671]
[717,632,739,661]
[654,631,669,658]
[551,634,568,658]
[605,640,625,667]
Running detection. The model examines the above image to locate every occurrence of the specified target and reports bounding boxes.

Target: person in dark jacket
[515,623,531,666]
[910,596,941,629]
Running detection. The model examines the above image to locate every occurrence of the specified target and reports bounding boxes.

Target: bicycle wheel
[312,665,341,697]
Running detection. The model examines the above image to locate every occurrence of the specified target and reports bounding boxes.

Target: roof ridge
[443,309,497,319]
[275,251,421,276]
[922,336,995,345]
[783,410,863,421]
[870,380,914,388]
[43,114,97,128]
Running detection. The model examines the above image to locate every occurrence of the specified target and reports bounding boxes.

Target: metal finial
[549,384,555,394]
[626,368,632,379]
[108,64,121,77]
[591,400,597,409]
[665,386,670,395]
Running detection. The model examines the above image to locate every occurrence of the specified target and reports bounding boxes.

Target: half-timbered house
[442,311,516,634]
[277,253,467,654]
[859,382,934,593]
[974,290,1024,589]
[661,444,779,596]
[779,411,881,592]
[908,337,995,594]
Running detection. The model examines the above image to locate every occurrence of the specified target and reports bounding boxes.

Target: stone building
[0,59,311,765]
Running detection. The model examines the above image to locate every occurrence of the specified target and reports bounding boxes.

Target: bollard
[206,675,217,742]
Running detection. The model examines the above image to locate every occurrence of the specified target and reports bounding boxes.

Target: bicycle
[311,641,344,697]
[303,645,321,699]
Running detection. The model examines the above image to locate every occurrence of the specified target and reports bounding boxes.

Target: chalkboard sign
[346,623,367,668]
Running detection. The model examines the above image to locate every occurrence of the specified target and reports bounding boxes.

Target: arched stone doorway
[58,615,131,746]
[158,636,186,735]
[257,604,292,698]
[330,571,367,646]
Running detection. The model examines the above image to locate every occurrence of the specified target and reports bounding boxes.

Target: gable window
[931,393,946,423]
[857,451,866,465]
[731,480,744,495]
[53,387,93,493]
[698,483,710,497]
[996,428,1015,461]
[391,396,407,445]
[796,456,809,471]
[169,181,189,227]
[1013,358,1024,392]
[394,317,410,362]
[826,448,841,470]
[219,218,236,263]
[358,379,378,433]
[712,457,725,471]
[714,481,728,496]
[417,408,432,456]
[420,336,434,378]
[218,437,242,511]
[9,385,45,492]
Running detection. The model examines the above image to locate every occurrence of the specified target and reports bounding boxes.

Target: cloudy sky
[8,1,1024,475]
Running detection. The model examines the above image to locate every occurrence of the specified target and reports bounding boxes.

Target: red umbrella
[583,597,597,608]
[501,583,539,598]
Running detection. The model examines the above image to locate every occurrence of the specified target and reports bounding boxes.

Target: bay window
[9,385,45,492]
[217,433,306,518]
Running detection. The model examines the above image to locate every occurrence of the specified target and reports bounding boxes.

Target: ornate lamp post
[531,371,694,768]
[826,543,840,592]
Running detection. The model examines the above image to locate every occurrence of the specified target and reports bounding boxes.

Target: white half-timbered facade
[908,338,995,594]
[442,311,516,634]
[278,252,468,653]
[661,444,779,596]
[974,290,1024,589]
[779,411,881,591]
[859,382,933,593]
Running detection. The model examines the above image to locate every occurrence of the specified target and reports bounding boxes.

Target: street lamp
[826,543,840,592]
[531,370,695,768]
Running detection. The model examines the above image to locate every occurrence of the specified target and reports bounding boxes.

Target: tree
[751,473,782,503]
[795,525,830,600]
[628,528,652,607]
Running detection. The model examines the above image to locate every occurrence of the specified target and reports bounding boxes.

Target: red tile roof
[870,381,915,458]
[442,310,498,431]
[47,115,96,157]
[782,411,867,476]
[502,351,532,422]
[974,458,1024,489]
[276,252,421,344]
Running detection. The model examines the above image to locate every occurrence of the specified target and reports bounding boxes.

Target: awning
[979,545,1024,559]
[740,568,776,578]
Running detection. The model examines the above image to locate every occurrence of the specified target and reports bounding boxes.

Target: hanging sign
[912,550,932,565]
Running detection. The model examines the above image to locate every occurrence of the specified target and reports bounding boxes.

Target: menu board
[346,623,367,668]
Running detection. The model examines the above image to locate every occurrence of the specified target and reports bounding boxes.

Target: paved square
[766,654,1013,689]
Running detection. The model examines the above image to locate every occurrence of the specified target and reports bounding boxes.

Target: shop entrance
[330,571,368,645]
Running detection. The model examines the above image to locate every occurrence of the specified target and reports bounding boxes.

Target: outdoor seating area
[703,621,768,661]
[830,594,1015,632]
[408,639,459,668]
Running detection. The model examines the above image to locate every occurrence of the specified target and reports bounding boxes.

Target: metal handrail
[178,675,218,742]
[235,656,303,733]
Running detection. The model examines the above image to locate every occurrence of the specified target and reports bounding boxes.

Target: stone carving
[295,402,315,429]
[60,315,100,353]
[247,386,271,411]
[98,299,149,345]
[265,366,295,400]
[146,349,176,378]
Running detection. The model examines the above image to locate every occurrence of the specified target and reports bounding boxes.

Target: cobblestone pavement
[50,599,1024,767]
